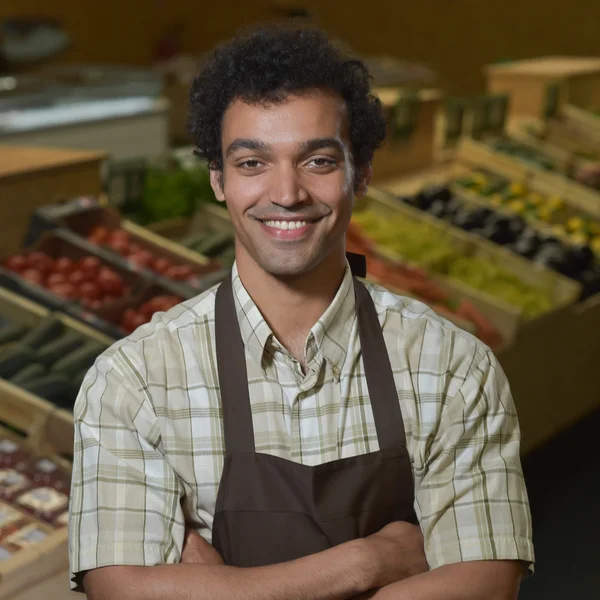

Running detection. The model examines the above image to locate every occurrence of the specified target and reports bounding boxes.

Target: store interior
[1,1,599,598]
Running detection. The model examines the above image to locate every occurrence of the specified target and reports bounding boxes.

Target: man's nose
[270,164,309,207]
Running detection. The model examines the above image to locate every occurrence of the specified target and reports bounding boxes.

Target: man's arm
[83,539,369,600]
[356,560,524,600]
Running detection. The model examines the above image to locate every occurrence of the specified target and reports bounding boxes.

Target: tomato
[49,283,77,300]
[4,255,28,273]
[46,273,67,287]
[153,257,172,274]
[81,297,102,311]
[165,265,194,281]
[68,270,87,286]
[120,308,136,332]
[129,250,154,269]
[54,257,75,275]
[78,256,101,276]
[87,226,109,245]
[26,252,54,275]
[107,230,130,245]
[97,268,125,296]
[106,238,130,256]
[128,243,142,255]
[21,268,44,285]
[130,312,149,330]
[80,281,101,301]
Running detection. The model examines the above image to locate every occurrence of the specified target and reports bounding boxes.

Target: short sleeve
[414,349,534,572]
[68,352,185,591]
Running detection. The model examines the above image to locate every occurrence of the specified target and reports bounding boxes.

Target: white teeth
[263,220,309,230]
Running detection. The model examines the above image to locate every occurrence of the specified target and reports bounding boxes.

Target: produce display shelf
[357,188,581,345]
[0,384,72,599]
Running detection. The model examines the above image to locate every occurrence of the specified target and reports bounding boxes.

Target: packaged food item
[0,469,32,501]
[54,511,69,528]
[0,438,30,469]
[14,487,69,524]
[1,523,49,553]
[0,502,31,542]
[25,458,70,494]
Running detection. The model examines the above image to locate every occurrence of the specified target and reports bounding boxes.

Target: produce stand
[0,384,73,599]
[0,146,106,257]
[485,56,600,119]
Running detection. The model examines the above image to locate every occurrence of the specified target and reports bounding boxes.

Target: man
[69,25,534,599]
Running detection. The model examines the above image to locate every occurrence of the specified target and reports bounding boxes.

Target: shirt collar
[231,262,356,373]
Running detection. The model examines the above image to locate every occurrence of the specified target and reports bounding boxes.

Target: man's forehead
[221,90,349,140]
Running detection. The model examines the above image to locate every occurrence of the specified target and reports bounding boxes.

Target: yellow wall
[2,1,600,93]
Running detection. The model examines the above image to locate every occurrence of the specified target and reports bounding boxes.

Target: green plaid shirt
[69,263,534,589]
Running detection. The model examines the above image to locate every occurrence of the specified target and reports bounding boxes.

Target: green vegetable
[0,323,28,346]
[0,345,37,379]
[50,342,105,377]
[10,363,47,385]
[36,333,85,367]
[21,374,71,403]
[20,317,64,348]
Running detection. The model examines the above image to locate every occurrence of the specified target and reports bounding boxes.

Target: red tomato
[128,243,142,255]
[107,230,130,244]
[120,308,137,333]
[4,255,28,273]
[102,295,118,305]
[106,238,130,256]
[80,281,101,300]
[26,252,54,275]
[87,226,109,245]
[153,257,172,274]
[49,283,77,300]
[68,270,87,286]
[97,268,125,296]
[46,273,67,287]
[130,312,149,330]
[165,265,194,281]
[129,250,154,269]
[21,268,44,285]
[78,256,101,276]
[55,257,75,275]
[81,297,102,311]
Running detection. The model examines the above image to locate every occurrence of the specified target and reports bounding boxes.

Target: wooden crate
[0,146,107,257]
[0,386,73,598]
[485,56,600,119]
[0,287,113,457]
[358,187,580,344]
[371,87,442,182]
[458,137,600,220]
[145,203,233,240]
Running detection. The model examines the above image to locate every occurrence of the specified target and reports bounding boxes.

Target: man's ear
[209,168,226,202]
[354,162,373,198]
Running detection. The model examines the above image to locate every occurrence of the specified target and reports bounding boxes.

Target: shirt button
[332,365,340,379]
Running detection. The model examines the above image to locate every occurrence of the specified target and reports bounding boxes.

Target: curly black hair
[188,25,387,172]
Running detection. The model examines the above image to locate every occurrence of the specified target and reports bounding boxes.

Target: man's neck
[236,250,347,365]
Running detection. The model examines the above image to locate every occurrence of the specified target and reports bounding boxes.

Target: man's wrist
[346,537,379,593]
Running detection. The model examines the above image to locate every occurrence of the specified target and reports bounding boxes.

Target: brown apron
[212,270,417,567]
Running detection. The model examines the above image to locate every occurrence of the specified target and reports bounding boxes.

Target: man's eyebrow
[225,138,272,157]
[299,138,346,154]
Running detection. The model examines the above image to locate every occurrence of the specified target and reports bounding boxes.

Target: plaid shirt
[69,263,534,589]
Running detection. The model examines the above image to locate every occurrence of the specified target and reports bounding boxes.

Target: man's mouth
[254,217,323,239]
[261,219,312,231]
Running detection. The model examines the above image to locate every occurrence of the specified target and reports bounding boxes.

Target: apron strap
[353,279,407,451]
[215,276,256,454]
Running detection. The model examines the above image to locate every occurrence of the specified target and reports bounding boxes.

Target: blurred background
[0,2,599,598]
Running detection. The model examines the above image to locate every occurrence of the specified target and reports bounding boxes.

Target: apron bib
[212,272,417,567]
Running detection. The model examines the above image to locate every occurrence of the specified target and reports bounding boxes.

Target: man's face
[210,90,371,277]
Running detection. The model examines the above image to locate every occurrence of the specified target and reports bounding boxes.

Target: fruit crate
[356,187,581,344]
[1,230,144,338]
[26,199,228,295]
[0,383,73,599]
[459,137,600,220]
[0,286,112,423]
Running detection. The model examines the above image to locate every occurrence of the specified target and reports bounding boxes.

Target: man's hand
[362,521,429,589]
[181,528,224,565]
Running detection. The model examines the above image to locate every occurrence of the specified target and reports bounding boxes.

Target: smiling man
[69,26,534,600]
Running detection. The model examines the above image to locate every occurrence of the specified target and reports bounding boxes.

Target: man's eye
[309,158,336,167]
[240,160,261,169]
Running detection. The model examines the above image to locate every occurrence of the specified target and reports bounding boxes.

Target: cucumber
[21,374,71,404]
[50,342,105,377]
[36,332,85,367]
[20,317,64,348]
[67,368,90,401]
[9,363,47,385]
[0,345,37,379]
[0,323,29,346]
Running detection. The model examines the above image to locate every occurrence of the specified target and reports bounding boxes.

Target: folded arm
[356,560,525,600]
